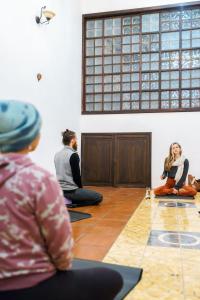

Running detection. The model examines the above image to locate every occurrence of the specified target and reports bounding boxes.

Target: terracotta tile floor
[71,187,145,261]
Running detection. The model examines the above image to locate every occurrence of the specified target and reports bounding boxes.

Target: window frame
[82,1,200,114]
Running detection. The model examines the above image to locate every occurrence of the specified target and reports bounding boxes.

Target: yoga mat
[155,195,194,199]
[72,258,143,300]
[68,210,92,222]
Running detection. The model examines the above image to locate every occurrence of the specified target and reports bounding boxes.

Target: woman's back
[0,153,72,291]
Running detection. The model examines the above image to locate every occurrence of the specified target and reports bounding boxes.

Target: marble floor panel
[158,201,196,208]
[148,230,200,249]
[104,193,200,299]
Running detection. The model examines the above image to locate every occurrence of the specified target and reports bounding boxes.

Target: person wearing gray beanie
[0,100,42,153]
[0,100,123,300]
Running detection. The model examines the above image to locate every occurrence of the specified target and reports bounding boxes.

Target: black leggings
[63,188,103,207]
[0,268,123,300]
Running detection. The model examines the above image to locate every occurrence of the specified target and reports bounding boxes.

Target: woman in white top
[154,143,197,197]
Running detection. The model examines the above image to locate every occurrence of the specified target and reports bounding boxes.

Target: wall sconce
[35,6,56,24]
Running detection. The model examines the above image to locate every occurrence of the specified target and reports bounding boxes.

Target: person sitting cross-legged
[54,129,103,207]
[154,142,197,197]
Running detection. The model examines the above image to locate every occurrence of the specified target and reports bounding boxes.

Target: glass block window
[142,34,159,52]
[161,32,180,50]
[182,70,200,88]
[83,4,200,113]
[161,71,179,89]
[161,11,180,31]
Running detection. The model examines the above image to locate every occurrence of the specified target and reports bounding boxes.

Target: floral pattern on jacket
[0,153,73,290]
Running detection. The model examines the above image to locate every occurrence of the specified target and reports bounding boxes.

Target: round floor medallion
[158,232,200,246]
[164,202,176,207]
[177,202,187,207]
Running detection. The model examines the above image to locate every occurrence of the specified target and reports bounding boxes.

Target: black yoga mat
[72,258,143,300]
[155,195,194,199]
[68,210,92,222]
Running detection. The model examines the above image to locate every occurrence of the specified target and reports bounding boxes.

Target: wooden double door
[81,133,151,187]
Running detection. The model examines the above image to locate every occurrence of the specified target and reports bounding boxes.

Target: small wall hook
[37,73,42,81]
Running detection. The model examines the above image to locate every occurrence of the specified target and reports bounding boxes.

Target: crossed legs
[154,178,197,197]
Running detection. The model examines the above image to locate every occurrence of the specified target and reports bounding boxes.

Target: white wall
[0,0,82,174]
[81,0,196,13]
[81,0,200,187]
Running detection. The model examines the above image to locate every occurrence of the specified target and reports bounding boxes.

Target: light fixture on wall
[35,6,56,24]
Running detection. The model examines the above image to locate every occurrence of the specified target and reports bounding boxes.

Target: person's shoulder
[31,164,61,189]
[29,163,54,180]
[67,147,77,154]
[17,161,58,191]
[54,148,65,157]
[71,152,79,157]
[28,165,62,200]
[70,152,79,160]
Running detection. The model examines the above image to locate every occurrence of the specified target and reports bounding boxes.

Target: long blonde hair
[164,143,182,171]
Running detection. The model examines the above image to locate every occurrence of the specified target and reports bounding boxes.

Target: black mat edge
[68,210,92,222]
[72,258,143,300]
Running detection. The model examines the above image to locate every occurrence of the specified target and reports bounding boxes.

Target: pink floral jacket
[0,153,73,291]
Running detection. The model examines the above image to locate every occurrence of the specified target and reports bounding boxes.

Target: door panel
[114,134,151,187]
[81,133,151,187]
[81,134,113,185]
